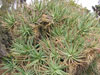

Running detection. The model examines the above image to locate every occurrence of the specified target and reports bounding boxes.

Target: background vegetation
[0,0,100,75]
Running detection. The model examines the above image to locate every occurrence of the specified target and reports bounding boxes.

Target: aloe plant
[19,24,33,38]
[46,60,67,75]
[4,12,15,28]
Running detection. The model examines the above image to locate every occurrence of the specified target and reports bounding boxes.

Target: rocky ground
[0,25,12,57]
